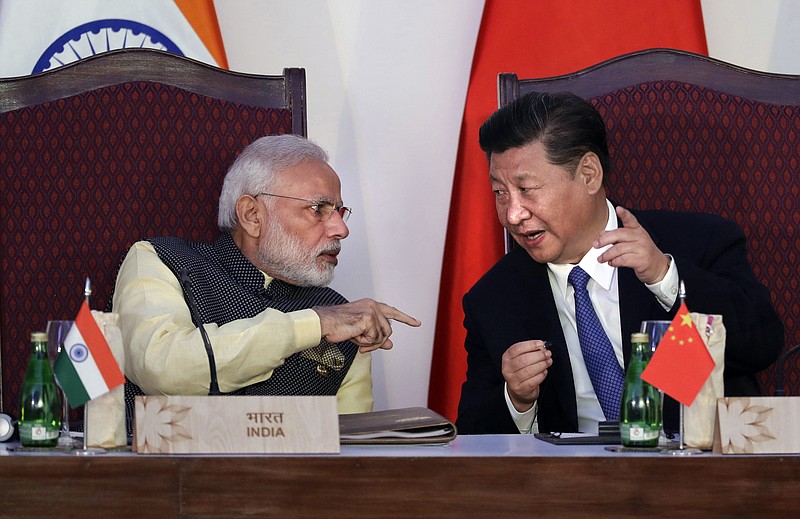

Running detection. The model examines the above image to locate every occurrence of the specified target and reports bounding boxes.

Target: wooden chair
[0,49,307,420]
[498,48,800,395]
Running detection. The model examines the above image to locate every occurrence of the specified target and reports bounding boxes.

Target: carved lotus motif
[717,397,776,454]
[139,397,193,453]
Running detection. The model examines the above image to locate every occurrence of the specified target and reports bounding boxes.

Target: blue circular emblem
[69,343,89,363]
[33,19,183,74]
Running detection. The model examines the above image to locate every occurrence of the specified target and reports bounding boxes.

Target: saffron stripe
[75,301,124,388]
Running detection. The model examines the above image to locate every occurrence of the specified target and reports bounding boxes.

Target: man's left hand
[595,206,670,285]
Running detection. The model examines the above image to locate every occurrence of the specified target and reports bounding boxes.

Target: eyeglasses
[254,193,352,223]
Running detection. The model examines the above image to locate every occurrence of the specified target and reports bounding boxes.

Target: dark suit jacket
[456,209,784,434]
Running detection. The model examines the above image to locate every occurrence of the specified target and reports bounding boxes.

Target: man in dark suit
[456,91,783,435]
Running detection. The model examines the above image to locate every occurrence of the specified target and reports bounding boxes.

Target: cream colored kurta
[112,240,373,414]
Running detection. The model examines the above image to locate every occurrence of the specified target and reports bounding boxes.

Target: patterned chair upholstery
[0,49,307,419]
[498,48,800,396]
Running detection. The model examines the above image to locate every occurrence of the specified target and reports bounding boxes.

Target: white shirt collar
[548,199,617,293]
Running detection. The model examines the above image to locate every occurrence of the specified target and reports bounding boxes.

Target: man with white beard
[113,134,420,421]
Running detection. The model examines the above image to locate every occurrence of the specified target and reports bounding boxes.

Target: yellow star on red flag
[642,302,716,406]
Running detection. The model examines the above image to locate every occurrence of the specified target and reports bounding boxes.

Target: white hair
[217,134,329,231]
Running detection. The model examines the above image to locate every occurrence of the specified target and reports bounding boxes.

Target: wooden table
[1,435,798,518]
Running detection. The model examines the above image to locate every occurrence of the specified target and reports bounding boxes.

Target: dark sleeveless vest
[123,234,359,425]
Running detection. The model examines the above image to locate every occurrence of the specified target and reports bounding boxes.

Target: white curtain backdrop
[214,0,799,411]
[702,0,800,74]
[216,0,485,410]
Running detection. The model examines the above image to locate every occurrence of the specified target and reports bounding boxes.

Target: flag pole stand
[662,403,702,456]
[73,404,106,456]
[661,281,703,456]
[72,277,106,455]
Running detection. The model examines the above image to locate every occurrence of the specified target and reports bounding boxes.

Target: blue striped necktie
[568,266,624,421]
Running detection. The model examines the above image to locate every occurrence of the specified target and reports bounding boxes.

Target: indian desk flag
[0,0,227,77]
[54,302,125,408]
[642,302,716,407]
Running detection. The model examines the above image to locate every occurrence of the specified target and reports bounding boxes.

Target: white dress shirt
[507,200,678,434]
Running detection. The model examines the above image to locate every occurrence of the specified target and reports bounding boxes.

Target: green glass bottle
[19,331,61,447]
[619,332,661,448]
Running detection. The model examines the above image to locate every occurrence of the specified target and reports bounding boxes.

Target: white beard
[256,218,338,287]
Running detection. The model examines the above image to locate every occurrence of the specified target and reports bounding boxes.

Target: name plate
[132,395,339,454]
[713,397,800,454]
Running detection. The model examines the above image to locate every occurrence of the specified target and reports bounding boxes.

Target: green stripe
[54,350,91,408]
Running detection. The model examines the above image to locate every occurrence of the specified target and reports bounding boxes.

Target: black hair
[478,91,610,179]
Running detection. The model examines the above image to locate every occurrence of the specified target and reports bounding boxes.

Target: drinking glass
[46,319,77,448]
[639,320,671,446]
[640,320,671,357]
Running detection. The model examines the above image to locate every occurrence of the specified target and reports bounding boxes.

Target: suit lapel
[617,268,659,364]
[616,208,667,364]
[506,248,579,431]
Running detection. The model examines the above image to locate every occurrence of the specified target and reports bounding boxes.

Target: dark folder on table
[535,421,621,445]
[339,407,457,445]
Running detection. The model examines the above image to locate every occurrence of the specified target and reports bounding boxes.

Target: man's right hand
[502,340,552,412]
[313,299,421,353]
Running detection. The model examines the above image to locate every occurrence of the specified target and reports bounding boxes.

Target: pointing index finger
[615,205,639,228]
[379,303,422,327]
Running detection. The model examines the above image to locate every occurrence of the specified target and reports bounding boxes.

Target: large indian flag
[0,0,226,77]
[54,302,125,408]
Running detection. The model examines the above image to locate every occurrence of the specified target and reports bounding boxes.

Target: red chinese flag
[641,302,715,406]
[428,0,708,421]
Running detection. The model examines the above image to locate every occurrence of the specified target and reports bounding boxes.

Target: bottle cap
[631,332,649,343]
[30,331,47,342]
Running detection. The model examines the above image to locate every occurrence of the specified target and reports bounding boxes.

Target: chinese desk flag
[642,302,715,406]
[54,301,125,408]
